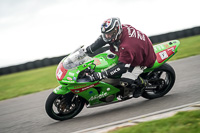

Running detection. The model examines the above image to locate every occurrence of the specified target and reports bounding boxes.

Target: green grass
[109,110,200,133]
[0,35,200,101]
[170,35,200,60]
[0,65,59,101]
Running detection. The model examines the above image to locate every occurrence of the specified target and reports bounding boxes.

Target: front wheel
[141,63,176,99]
[45,92,85,121]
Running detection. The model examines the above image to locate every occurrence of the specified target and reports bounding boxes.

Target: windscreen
[63,48,91,69]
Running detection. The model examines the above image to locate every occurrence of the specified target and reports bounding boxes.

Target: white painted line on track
[73,101,200,133]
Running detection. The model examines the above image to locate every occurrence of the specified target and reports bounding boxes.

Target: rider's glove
[90,72,108,81]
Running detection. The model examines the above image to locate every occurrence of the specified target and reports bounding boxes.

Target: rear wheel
[141,63,175,99]
[45,92,85,121]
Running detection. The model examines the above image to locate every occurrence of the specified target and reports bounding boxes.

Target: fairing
[144,40,180,72]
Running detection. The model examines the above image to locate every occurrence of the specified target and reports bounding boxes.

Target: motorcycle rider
[85,17,156,98]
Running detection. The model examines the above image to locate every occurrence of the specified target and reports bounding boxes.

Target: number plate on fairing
[156,45,176,63]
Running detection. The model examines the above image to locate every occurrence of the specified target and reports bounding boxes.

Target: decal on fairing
[73,84,87,88]
[56,63,68,81]
[89,92,108,101]
[163,44,170,48]
[62,80,75,83]
[156,45,176,63]
[67,77,72,81]
[71,82,99,93]
[68,72,75,76]
[94,58,101,65]
[159,51,168,60]
[73,77,76,81]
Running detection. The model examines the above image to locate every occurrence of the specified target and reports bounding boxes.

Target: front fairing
[54,47,122,105]
[56,48,93,84]
[56,47,119,84]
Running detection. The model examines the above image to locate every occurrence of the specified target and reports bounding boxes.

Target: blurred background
[0,0,200,68]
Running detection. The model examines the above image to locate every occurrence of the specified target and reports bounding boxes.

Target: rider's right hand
[89,71,108,82]
[89,72,102,82]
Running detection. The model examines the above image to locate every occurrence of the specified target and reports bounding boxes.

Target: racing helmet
[101,17,122,43]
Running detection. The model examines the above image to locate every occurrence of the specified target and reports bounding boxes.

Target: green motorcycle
[45,40,180,121]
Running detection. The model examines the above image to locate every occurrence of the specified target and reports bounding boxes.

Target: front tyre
[45,92,85,121]
[142,63,176,99]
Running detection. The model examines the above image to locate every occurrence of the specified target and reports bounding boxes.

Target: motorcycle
[45,40,180,121]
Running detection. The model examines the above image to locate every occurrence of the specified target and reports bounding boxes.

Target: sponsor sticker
[163,44,170,48]
[94,58,101,65]
[71,82,99,93]
[104,19,111,28]
[159,51,168,60]
[102,63,116,71]
[76,70,80,74]
[68,72,75,76]
[167,47,175,53]
[102,27,105,32]
[57,69,63,79]
[62,80,75,83]
[67,77,72,81]
[89,92,108,101]
[56,63,68,81]
[153,46,158,51]
[73,77,76,81]
[74,84,87,88]
[55,86,62,91]
[156,45,176,63]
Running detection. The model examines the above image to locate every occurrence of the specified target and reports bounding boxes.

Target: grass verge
[0,35,200,101]
[170,35,200,60]
[0,65,59,101]
[109,110,200,133]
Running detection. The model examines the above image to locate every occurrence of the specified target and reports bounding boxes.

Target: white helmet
[101,18,122,43]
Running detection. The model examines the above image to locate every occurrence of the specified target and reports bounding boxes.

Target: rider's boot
[132,76,148,98]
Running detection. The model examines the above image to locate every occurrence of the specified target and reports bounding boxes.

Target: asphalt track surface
[0,55,200,133]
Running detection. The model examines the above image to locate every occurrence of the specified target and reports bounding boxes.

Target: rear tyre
[141,63,175,99]
[45,92,85,121]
